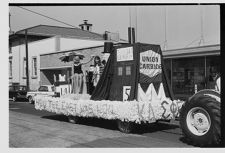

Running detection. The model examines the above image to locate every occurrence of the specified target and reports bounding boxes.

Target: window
[9,42,12,54]
[118,67,123,76]
[9,58,12,78]
[32,57,37,77]
[23,57,27,78]
[125,66,131,75]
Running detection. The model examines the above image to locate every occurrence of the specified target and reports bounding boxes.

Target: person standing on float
[71,55,94,94]
[92,56,104,87]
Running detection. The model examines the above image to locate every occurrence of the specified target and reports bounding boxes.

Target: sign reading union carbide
[140,50,162,78]
[117,47,133,62]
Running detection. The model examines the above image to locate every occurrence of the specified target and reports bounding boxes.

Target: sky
[9,5,220,50]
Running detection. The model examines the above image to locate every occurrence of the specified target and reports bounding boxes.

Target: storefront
[163,44,220,100]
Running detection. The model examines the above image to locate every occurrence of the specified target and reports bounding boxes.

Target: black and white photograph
[7,1,223,149]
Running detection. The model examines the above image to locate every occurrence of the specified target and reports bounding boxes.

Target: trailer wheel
[117,120,134,133]
[68,116,79,124]
[28,96,34,104]
[180,90,220,147]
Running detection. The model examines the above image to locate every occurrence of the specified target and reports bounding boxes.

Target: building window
[164,59,172,86]
[23,57,27,78]
[125,66,131,75]
[9,58,12,78]
[118,67,123,76]
[9,47,12,54]
[172,57,205,100]
[32,57,37,77]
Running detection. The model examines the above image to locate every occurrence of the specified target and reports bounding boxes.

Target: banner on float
[117,47,133,62]
[140,50,162,79]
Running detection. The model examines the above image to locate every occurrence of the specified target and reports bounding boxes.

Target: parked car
[9,85,28,102]
[26,85,60,104]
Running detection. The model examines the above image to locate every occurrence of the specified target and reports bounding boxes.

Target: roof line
[15,24,103,38]
[15,24,43,34]
[164,44,220,52]
[38,24,103,37]
[16,31,104,40]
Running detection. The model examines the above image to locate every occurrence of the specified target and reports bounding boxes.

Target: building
[9,23,220,99]
[162,44,220,100]
[9,22,123,90]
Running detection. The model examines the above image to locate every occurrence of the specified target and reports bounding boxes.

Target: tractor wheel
[28,96,34,104]
[180,90,221,147]
[117,120,135,133]
[68,116,79,124]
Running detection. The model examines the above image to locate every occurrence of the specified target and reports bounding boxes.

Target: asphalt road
[9,100,194,148]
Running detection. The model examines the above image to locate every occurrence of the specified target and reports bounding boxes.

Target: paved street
[9,100,194,148]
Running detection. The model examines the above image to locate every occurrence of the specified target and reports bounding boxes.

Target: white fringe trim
[34,94,184,124]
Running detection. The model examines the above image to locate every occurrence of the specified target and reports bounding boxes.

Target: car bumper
[17,95,27,99]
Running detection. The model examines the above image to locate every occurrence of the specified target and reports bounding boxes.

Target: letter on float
[157,83,166,100]
[146,83,158,101]
[137,84,148,102]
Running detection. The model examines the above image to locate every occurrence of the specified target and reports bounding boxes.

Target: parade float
[34,43,221,147]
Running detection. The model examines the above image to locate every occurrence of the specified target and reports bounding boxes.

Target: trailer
[34,43,221,147]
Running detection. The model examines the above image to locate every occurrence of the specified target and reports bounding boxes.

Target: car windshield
[38,86,48,92]
[9,86,14,91]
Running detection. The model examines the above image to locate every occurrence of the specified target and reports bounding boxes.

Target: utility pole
[163,6,168,51]
[198,5,204,46]
[25,29,30,91]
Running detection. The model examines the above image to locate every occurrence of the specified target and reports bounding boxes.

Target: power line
[16,6,79,29]
[185,37,200,48]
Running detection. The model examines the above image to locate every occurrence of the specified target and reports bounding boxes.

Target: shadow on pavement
[179,136,223,148]
[42,115,118,131]
[41,115,179,134]
[134,122,180,134]
[41,115,69,122]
